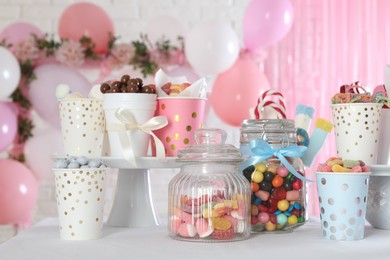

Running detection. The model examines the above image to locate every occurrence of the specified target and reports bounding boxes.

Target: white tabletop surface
[1,218,390,260]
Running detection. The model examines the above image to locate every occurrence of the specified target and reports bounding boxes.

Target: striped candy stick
[339,81,366,94]
[254,90,286,119]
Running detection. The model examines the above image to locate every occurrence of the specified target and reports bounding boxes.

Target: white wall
[0,0,251,242]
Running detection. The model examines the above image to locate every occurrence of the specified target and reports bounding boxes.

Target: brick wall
[0,0,250,242]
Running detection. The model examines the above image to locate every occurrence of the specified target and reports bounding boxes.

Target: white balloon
[185,21,240,76]
[0,46,21,100]
[24,128,64,180]
[144,15,187,46]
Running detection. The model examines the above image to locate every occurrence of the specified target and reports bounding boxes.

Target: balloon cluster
[210,0,294,126]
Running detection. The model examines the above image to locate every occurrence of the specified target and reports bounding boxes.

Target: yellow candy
[255,162,267,173]
[202,208,218,218]
[287,215,298,225]
[210,217,232,231]
[332,164,350,172]
[251,171,264,183]
[224,200,239,209]
[326,159,343,167]
[277,199,289,211]
[267,167,277,174]
[265,221,276,231]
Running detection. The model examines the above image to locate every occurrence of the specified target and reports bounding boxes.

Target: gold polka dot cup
[331,103,382,165]
[53,168,107,240]
[153,97,207,157]
[59,99,105,157]
[316,171,370,241]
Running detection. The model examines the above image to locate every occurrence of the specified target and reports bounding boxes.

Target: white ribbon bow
[106,107,168,166]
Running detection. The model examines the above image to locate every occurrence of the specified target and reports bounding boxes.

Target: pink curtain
[262,0,390,216]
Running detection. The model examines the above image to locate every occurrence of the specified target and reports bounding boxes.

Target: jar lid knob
[194,128,227,145]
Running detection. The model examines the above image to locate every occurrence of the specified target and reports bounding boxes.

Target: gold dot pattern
[53,168,106,240]
[331,104,381,164]
[59,100,105,157]
[157,100,205,156]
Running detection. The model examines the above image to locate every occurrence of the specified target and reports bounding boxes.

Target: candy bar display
[240,119,308,232]
[168,129,251,242]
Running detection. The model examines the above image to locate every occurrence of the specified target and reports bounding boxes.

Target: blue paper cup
[316,172,370,241]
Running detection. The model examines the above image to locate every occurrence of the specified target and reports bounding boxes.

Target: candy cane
[340,81,366,94]
[254,90,286,119]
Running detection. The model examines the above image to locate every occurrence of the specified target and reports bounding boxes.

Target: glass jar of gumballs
[240,119,307,233]
[168,129,251,242]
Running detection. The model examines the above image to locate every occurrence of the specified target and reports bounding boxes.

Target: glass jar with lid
[240,119,308,233]
[168,128,251,242]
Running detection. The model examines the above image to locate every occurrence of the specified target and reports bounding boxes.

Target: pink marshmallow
[178,223,197,238]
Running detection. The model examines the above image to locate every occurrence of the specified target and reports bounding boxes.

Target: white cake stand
[103,157,179,228]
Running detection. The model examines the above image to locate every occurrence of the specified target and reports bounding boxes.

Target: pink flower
[107,43,134,69]
[12,37,41,63]
[55,40,85,67]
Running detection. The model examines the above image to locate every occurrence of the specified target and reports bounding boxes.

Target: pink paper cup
[153,97,207,157]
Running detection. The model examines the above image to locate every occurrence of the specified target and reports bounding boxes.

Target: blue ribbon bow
[241,139,314,183]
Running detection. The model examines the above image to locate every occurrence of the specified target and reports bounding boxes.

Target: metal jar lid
[240,119,297,146]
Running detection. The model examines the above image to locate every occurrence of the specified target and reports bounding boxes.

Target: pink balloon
[0,102,17,153]
[0,22,44,46]
[0,159,38,226]
[24,128,63,180]
[243,0,294,50]
[211,56,270,126]
[58,2,114,54]
[29,64,91,128]
[167,65,200,83]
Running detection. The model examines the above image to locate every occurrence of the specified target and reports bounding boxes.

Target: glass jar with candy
[168,128,251,242]
[240,119,309,232]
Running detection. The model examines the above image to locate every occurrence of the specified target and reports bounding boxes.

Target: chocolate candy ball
[111,81,122,90]
[126,83,138,93]
[100,83,110,93]
[141,85,155,94]
[121,74,131,85]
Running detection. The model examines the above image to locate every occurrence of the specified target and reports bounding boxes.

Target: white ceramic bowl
[366,165,390,229]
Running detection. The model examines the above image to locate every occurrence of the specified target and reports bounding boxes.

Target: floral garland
[0,33,183,162]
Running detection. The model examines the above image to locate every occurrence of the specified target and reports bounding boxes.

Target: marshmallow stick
[295,104,314,132]
[301,118,333,167]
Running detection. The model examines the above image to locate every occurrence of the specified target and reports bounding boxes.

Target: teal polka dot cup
[316,172,370,241]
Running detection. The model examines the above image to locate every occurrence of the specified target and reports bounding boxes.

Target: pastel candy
[331,164,350,172]
[88,159,102,168]
[327,159,343,167]
[350,165,362,172]
[317,164,332,172]
[55,159,69,169]
[196,218,213,238]
[362,166,371,172]
[76,156,88,165]
[343,160,360,168]
[170,216,182,235]
[68,161,80,169]
[178,223,197,238]
[222,215,238,232]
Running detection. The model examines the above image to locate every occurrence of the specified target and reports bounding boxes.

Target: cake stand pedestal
[103,157,179,228]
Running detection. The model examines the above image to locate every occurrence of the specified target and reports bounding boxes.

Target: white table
[1,218,390,260]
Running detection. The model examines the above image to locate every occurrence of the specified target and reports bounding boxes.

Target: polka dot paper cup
[59,99,105,157]
[153,97,207,157]
[316,172,370,241]
[53,168,107,240]
[331,103,382,165]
